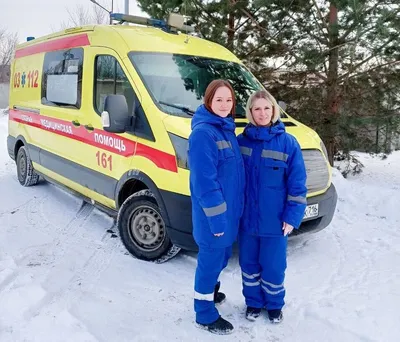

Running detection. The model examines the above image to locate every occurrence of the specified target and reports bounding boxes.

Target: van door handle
[71,120,80,127]
[84,124,94,131]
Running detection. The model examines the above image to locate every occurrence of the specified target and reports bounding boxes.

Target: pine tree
[263,0,400,164]
[137,0,400,164]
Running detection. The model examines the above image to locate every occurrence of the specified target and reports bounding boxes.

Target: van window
[94,55,155,141]
[94,55,135,115]
[129,52,264,119]
[41,48,84,108]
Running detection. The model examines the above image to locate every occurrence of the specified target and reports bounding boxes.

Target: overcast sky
[1,0,147,43]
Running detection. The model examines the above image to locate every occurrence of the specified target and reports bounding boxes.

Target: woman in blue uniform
[238,90,307,323]
[188,79,245,335]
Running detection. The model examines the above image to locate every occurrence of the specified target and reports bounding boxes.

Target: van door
[37,47,98,197]
[80,47,143,208]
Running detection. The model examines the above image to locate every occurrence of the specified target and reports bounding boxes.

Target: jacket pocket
[262,158,288,189]
[218,147,235,160]
[217,147,236,177]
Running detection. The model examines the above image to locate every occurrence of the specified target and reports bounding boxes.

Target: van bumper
[292,183,338,236]
[7,135,16,161]
[159,183,338,251]
[159,190,198,251]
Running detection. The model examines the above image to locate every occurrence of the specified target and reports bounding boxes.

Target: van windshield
[129,52,263,118]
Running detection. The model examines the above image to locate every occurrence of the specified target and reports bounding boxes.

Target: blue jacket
[238,122,307,236]
[188,105,245,248]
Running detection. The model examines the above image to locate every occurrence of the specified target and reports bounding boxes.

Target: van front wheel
[117,191,181,263]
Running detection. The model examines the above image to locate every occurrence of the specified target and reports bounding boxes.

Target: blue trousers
[239,234,287,310]
[194,246,232,324]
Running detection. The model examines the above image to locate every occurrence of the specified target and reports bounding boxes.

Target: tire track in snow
[0,181,121,339]
[19,200,94,268]
[0,196,37,219]
[25,191,89,237]
[303,307,377,342]
[0,201,93,308]
[0,195,51,295]
[0,200,93,299]
[0,260,19,297]
[23,220,122,322]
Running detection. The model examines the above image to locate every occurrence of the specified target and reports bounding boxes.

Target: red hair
[204,79,236,118]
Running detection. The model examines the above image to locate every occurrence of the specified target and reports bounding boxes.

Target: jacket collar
[191,104,235,132]
[244,121,286,142]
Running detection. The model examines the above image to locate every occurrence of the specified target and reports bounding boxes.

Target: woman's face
[251,97,274,126]
[211,86,233,117]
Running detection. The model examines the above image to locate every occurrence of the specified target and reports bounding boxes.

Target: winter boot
[268,309,283,324]
[245,306,262,321]
[214,282,226,305]
[196,316,234,335]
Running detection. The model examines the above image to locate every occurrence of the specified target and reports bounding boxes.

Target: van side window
[94,55,134,114]
[94,55,155,141]
[41,48,84,108]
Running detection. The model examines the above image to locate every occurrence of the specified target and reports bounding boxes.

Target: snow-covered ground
[0,111,399,342]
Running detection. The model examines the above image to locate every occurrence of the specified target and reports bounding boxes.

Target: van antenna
[183,1,190,44]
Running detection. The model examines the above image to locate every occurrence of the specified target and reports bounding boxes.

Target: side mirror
[278,100,287,112]
[101,95,130,133]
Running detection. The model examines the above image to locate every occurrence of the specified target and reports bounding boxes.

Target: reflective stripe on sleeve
[203,202,227,217]
[240,146,252,156]
[287,195,307,204]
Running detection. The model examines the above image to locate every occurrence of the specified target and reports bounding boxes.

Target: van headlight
[320,140,329,161]
[168,133,189,170]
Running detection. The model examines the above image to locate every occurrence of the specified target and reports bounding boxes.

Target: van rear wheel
[117,191,181,263]
[16,146,40,187]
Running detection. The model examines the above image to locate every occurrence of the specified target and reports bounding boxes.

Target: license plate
[303,204,319,219]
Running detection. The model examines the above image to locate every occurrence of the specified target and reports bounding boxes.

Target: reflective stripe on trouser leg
[238,234,264,308]
[260,236,288,310]
[194,246,232,324]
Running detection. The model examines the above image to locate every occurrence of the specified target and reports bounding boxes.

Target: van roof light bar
[110,13,194,33]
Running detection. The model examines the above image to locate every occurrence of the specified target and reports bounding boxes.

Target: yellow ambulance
[7,13,337,262]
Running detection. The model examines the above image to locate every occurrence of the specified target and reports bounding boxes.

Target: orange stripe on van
[9,109,178,173]
[15,34,90,58]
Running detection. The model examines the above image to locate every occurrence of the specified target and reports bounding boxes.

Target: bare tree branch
[0,30,18,66]
[92,4,108,24]
[59,2,108,30]
[0,29,18,82]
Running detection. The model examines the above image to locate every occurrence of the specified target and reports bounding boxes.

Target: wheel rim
[128,205,166,252]
[18,153,26,182]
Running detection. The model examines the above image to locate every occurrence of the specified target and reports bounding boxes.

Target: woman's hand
[282,222,294,236]
[214,232,225,237]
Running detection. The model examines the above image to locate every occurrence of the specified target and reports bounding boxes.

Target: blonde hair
[246,90,280,126]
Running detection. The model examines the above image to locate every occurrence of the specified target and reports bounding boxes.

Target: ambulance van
[7,13,337,262]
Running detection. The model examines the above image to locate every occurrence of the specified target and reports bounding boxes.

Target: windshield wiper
[159,101,195,116]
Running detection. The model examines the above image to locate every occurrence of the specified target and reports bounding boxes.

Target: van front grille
[302,149,330,194]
